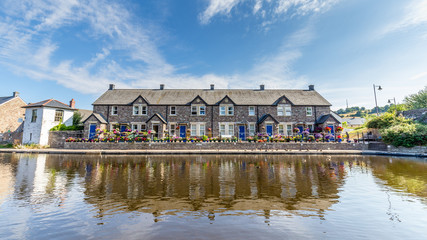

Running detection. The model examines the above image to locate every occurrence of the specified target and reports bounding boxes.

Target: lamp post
[388,97,396,113]
[373,84,382,116]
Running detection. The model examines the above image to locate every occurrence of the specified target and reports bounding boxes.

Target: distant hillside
[336,105,390,118]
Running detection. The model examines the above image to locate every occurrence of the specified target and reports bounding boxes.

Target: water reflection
[1,153,426,221]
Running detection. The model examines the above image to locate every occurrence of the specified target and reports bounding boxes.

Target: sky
[0,0,426,111]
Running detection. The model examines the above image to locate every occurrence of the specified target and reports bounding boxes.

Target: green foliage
[50,123,83,131]
[342,121,348,128]
[404,86,427,110]
[386,104,407,113]
[0,143,13,148]
[366,112,410,129]
[72,111,83,126]
[381,122,427,147]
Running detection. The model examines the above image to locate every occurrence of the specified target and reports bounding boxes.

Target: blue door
[120,125,127,132]
[89,124,97,139]
[328,125,335,134]
[297,126,304,133]
[179,126,186,138]
[239,125,246,140]
[266,125,273,136]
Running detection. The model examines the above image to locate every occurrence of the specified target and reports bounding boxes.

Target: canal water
[0,153,426,239]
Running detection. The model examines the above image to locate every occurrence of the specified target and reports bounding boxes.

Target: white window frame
[190,122,206,136]
[54,110,64,122]
[132,104,147,116]
[111,106,118,115]
[169,123,177,136]
[249,123,256,136]
[277,105,284,116]
[278,124,285,135]
[199,106,206,115]
[286,124,292,136]
[219,122,234,137]
[132,124,138,131]
[133,105,139,115]
[199,124,205,136]
[249,106,255,116]
[170,106,176,115]
[191,106,198,116]
[306,107,313,117]
[285,104,292,116]
[191,124,197,136]
[141,105,147,115]
[31,109,37,122]
[220,105,234,116]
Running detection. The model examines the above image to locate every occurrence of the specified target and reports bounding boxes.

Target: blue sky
[0,0,426,110]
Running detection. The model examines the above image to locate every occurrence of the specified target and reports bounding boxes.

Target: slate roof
[23,99,73,110]
[316,112,343,124]
[93,89,331,106]
[257,114,279,124]
[343,117,366,125]
[146,113,167,124]
[77,109,94,122]
[0,96,14,105]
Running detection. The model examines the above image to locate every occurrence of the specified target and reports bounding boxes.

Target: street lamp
[373,84,382,116]
[388,97,396,112]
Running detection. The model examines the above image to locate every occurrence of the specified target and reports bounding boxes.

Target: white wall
[23,107,74,145]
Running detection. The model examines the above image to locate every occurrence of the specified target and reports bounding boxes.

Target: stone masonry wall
[64,141,365,151]
[49,130,84,148]
[0,97,26,134]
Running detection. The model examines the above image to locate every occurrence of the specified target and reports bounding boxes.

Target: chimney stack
[260,84,265,91]
[109,84,115,90]
[308,85,314,91]
[13,92,19,97]
[210,84,215,90]
[160,84,165,90]
[69,99,76,108]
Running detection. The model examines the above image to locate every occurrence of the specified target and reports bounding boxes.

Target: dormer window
[191,105,206,116]
[285,104,292,116]
[132,105,147,115]
[306,107,312,116]
[249,106,255,116]
[191,106,198,115]
[170,106,176,115]
[112,106,118,115]
[277,105,284,116]
[220,105,234,116]
[199,106,206,115]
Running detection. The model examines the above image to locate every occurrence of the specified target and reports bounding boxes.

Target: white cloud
[381,0,427,37]
[200,0,340,25]
[0,0,315,96]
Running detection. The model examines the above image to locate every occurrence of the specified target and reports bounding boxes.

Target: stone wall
[49,130,84,148]
[387,145,427,155]
[64,141,365,151]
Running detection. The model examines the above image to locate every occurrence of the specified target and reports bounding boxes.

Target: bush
[366,112,410,129]
[381,123,427,147]
[50,124,83,131]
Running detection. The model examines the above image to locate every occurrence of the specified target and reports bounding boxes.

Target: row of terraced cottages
[83,84,342,139]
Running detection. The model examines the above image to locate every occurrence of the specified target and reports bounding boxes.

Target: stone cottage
[0,92,26,143]
[83,84,341,139]
[22,99,76,145]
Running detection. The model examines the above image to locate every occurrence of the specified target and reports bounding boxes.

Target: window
[220,105,234,116]
[285,104,292,116]
[277,105,284,116]
[279,125,285,135]
[54,110,64,122]
[111,106,118,115]
[170,106,176,115]
[199,124,205,136]
[191,124,197,136]
[220,124,226,135]
[141,106,147,115]
[199,106,206,115]
[132,124,138,131]
[141,124,146,131]
[220,106,226,115]
[191,106,198,115]
[170,124,176,136]
[31,109,37,122]
[287,125,292,136]
[249,106,255,116]
[306,107,313,116]
[133,106,139,115]
[228,106,234,115]
[228,124,234,136]
[308,124,314,132]
[249,123,256,136]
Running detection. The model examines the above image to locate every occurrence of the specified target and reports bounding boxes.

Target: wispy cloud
[200,0,340,25]
[0,0,321,96]
[380,0,427,37]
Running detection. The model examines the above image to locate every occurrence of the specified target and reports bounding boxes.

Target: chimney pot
[13,92,19,97]
[160,84,165,90]
[309,85,314,91]
[260,84,265,90]
[109,84,115,90]
[69,99,76,108]
[210,84,214,90]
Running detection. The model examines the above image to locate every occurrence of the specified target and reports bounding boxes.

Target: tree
[404,86,427,110]
[72,112,82,126]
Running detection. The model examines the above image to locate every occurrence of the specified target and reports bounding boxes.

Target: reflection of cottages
[0,159,15,205]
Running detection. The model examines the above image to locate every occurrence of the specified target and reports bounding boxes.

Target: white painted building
[22,99,75,145]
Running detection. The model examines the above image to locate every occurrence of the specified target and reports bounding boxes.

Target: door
[179,125,186,138]
[153,125,159,138]
[89,124,97,139]
[328,125,335,134]
[297,126,304,133]
[239,125,246,140]
[266,125,273,136]
[120,125,127,132]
